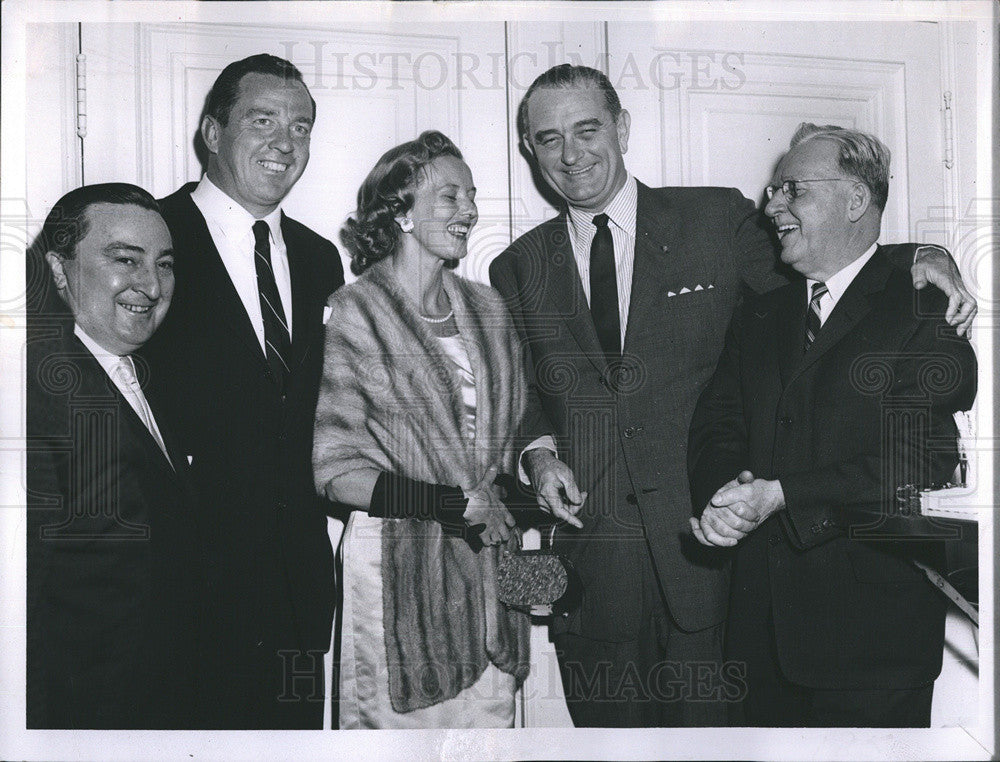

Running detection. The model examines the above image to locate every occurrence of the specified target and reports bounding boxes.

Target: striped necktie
[114,356,173,469]
[804,281,828,352]
[253,220,291,392]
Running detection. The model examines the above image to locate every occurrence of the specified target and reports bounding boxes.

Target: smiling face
[202,72,313,217]
[47,203,174,355]
[523,84,630,213]
[405,155,478,263]
[764,137,861,280]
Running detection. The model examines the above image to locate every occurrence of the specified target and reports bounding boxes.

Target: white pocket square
[322,306,333,324]
[187,455,193,465]
[667,283,714,297]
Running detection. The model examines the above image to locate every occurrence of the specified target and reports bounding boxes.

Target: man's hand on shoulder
[911,244,976,336]
[523,448,586,529]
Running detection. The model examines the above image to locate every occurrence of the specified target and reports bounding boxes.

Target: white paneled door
[609,21,952,241]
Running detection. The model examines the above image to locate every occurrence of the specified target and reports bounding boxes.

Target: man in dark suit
[27,183,203,728]
[142,55,344,728]
[489,65,975,727]
[688,124,977,726]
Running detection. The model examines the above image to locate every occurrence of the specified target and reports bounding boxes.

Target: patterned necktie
[114,356,173,468]
[589,213,620,362]
[804,281,828,352]
[253,220,291,392]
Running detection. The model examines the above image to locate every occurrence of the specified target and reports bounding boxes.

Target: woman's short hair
[342,130,463,275]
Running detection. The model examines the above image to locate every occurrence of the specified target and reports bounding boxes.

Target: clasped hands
[462,465,516,547]
[689,470,785,547]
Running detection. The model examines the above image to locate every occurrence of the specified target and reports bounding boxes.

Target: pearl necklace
[418,309,454,324]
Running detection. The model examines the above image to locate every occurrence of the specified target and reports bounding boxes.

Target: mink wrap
[313,260,531,713]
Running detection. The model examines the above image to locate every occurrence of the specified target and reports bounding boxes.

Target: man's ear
[45,251,68,292]
[521,133,536,159]
[616,109,631,155]
[201,114,221,156]
[846,181,871,223]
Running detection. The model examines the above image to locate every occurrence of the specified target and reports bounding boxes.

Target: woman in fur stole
[313,131,531,728]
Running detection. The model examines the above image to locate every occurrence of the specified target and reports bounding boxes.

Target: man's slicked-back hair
[790,123,891,212]
[205,53,315,127]
[518,64,623,143]
[37,183,161,261]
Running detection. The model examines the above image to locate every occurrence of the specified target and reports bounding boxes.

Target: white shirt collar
[190,175,284,247]
[74,323,127,377]
[567,174,638,241]
[808,242,879,305]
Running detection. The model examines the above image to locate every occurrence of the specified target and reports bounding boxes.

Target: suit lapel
[282,215,314,371]
[623,183,683,354]
[786,249,894,386]
[776,280,808,387]
[539,214,606,373]
[68,333,183,483]
[174,191,271,375]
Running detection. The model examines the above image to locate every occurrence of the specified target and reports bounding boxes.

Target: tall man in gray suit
[489,64,975,727]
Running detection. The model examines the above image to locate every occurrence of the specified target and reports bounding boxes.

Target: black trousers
[729,603,934,727]
[553,548,728,727]
[727,547,935,728]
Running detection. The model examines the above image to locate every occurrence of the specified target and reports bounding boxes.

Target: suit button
[768,535,780,546]
[625,493,638,505]
[624,427,635,438]
[778,416,792,426]
[277,501,287,511]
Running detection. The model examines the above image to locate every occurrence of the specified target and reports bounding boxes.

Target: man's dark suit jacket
[142,183,344,728]
[688,246,977,689]
[490,183,788,641]
[27,322,203,728]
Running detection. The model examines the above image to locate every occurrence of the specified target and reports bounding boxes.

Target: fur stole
[313,260,530,713]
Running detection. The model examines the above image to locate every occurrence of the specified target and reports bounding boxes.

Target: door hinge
[942,91,954,170]
[75,53,87,138]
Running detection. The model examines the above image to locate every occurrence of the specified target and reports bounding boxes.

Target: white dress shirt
[74,324,172,467]
[566,174,638,350]
[806,243,878,327]
[190,175,293,352]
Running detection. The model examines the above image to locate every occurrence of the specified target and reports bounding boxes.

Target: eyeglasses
[764,178,856,202]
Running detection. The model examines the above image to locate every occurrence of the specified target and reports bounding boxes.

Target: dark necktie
[589,213,620,362]
[804,281,828,352]
[253,220,291,391]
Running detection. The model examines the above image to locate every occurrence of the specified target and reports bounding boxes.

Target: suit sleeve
[321,238,346,299]
[489,251,557,452]
[779,314,977,549]
[25,390,61,726]
[688,305,751,517]
[729,188,788,295]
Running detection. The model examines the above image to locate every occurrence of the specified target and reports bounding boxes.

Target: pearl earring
[397,217,414,233]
